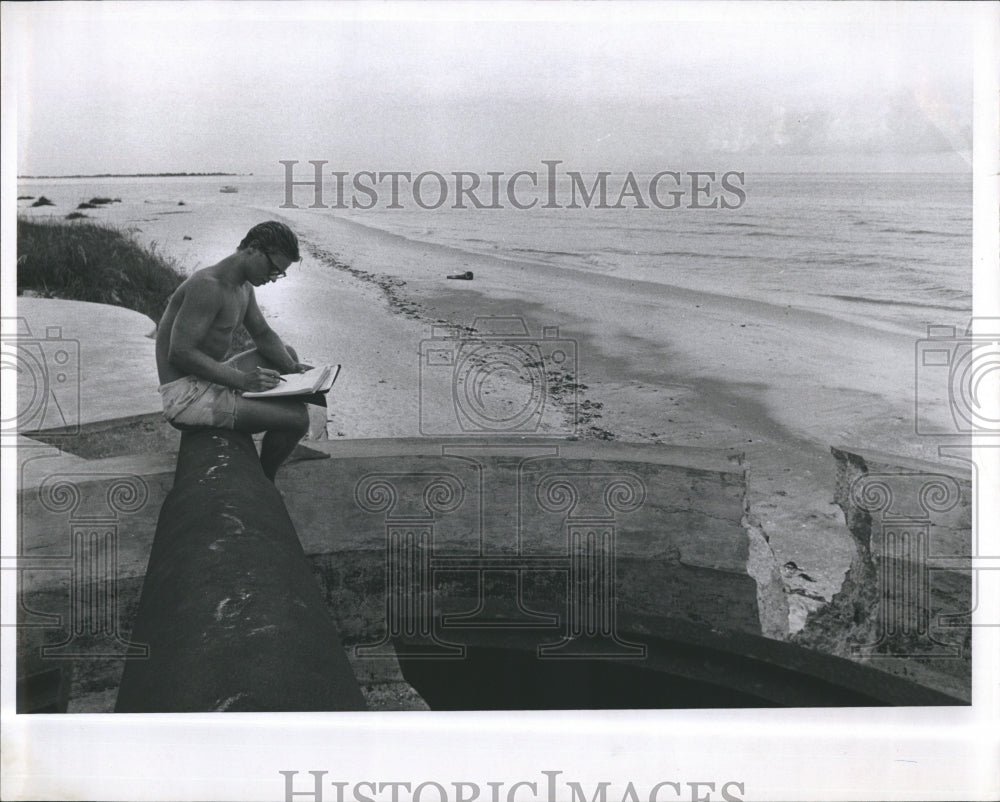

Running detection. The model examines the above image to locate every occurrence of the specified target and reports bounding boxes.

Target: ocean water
[330,172,973,336]
[18,172,972,335]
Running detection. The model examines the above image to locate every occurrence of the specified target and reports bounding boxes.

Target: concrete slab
[13,440,90,476]
[293,436,744,472]
[10,297,161,434]
[24,412,182,460]
[17,454,174,582]
[791,446,972,701]
[830,444,972,558]
[278,437,789,649]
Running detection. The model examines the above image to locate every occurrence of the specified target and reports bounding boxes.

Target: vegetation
[16,218,185,323]
[65,212,89,220]
[30,196,54,207]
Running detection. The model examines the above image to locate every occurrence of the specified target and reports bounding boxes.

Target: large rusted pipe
[116,429,365,712]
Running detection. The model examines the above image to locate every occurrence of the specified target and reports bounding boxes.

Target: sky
[5,1,979,176]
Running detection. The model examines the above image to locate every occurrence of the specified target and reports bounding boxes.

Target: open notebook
[242,364,341,399]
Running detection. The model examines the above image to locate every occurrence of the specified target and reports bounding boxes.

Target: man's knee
[267,403,308,438]
[286,345,299,362]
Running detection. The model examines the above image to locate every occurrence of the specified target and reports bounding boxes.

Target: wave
[741,230,800,239]
[509,247,587,259]
[826,293,971,311]
[877,227,965,237]
[647,250,768,262]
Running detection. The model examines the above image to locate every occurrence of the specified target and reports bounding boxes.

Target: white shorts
[158,376,239,429]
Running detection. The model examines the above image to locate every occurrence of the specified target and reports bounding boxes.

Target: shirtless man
[156,221,309,481]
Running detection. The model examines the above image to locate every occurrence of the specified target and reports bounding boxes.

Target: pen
[278,376,287,383]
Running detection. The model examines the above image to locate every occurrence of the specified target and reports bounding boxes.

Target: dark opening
[394,631,964,709]
[399,645,776,709]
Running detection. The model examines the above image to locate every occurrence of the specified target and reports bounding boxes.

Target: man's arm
[243,289,307,373]
[167,282,260,390]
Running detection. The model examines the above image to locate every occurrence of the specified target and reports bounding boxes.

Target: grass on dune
[16,217,186,324]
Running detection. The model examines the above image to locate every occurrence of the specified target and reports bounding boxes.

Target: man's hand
[292,362,313,373]
[243,366,282,392]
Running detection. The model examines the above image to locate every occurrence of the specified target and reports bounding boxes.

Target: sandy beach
[15,187,956,629]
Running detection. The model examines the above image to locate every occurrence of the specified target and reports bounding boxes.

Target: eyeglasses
[263,251,288,281]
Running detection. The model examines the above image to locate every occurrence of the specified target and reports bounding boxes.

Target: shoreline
[271,201,943,340]
[17,193,958,630]
[279,204,933,450]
